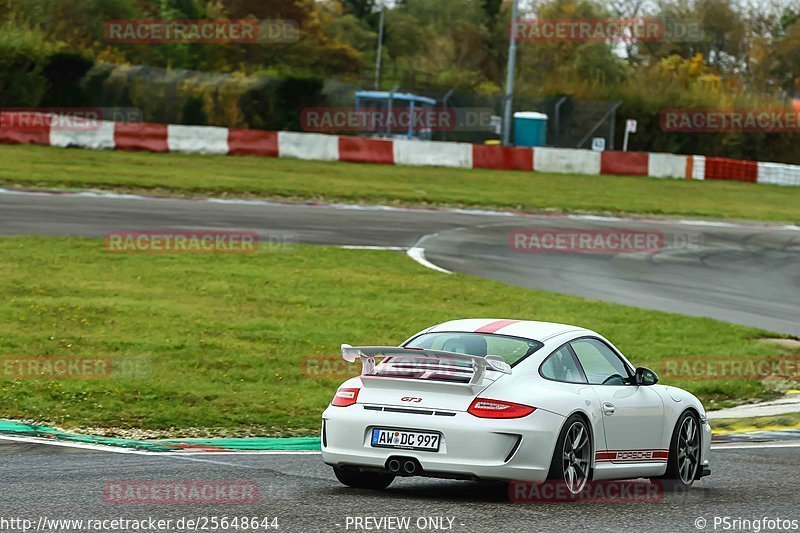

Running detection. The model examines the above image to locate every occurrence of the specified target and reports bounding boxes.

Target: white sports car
[321,319,711,494]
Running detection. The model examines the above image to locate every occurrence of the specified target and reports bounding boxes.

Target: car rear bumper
[321,403,565,483]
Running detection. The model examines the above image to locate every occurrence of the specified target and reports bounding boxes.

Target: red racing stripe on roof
[474,319,521,334]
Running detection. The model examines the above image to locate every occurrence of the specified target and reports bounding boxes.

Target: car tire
[656,410,701,491]
[333,467,395,490]
[547,414,592,494]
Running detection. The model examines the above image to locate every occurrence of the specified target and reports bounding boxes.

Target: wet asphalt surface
[1,440,798,533]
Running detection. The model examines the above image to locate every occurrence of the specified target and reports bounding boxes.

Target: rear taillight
[331,387,360,407]
[467,398,535,419]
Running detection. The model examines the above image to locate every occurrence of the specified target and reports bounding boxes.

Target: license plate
[371,428,440,452]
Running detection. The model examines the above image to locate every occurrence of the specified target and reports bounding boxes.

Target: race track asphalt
[1,189,798,335]
[1,439,798,533]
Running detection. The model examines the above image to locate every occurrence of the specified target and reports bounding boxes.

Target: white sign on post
[591,137,606,152]
[623,119,637,151]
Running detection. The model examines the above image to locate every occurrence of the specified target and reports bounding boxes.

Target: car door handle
[602,402,615,415]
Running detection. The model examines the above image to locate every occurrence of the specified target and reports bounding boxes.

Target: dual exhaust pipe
[386,457,420,476]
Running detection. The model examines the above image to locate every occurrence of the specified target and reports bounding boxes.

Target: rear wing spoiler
[341,344,512,385]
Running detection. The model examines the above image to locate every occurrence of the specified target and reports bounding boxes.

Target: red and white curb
[3,111,800,186]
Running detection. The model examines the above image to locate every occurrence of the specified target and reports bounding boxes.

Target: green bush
[40,52,95,107]
[0,24,58,107]
[240,76,326,131]
[182,96,208,126]
[78,63,326,131]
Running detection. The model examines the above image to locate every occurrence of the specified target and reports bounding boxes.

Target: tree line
[1,0,799,162]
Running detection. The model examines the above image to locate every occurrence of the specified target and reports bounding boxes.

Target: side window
[570,338,631,385]
[539,346,587,384]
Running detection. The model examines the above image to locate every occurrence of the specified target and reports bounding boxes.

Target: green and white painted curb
[0,420,321,452]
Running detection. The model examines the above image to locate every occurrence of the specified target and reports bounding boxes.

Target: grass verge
[711,412,800,434]
[2,144,800,222]
[0,237,795,435]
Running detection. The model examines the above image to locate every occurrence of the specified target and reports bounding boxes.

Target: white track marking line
[207,198,276,206]
[711,441,800,450]
[407,246,452,274]
[0,434,162,454]
[155,455,261,468]
[338,245,407,251]
[0,434,320,457]
[168,450,321,455]
[567,214,625,222]
[0,188,56,196]
[677,220,740,228]
[75,192,149,200]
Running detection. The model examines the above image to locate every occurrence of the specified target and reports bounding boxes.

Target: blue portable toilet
[513,111,548,147]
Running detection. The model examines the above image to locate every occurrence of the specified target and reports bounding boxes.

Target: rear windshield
[404,332,543,367]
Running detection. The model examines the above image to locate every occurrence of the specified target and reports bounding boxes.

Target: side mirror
[635,367,659,386]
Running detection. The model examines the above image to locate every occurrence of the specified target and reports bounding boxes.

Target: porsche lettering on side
[321,319,712,493]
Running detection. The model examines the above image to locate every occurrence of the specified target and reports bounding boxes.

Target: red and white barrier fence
[1,111,799,186]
